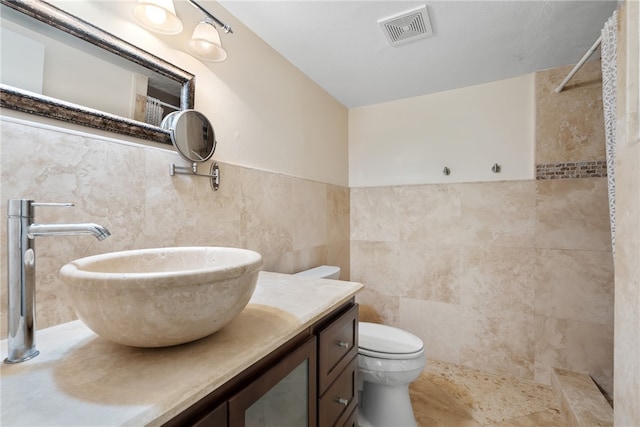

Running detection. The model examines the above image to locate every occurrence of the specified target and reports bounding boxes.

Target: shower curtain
[145,96,165,127]
[601,10,618,256]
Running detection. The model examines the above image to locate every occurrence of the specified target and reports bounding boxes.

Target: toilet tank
[294,265,341,280]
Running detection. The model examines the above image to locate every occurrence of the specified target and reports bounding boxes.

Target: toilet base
[359,382,417,427]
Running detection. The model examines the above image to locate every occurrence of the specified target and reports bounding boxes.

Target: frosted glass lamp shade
[186,21,228,62]
[132,0,183,35]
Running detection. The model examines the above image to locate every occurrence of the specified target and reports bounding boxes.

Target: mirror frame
[0,0,195,144]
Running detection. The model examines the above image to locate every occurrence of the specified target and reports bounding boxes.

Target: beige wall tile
[535,178,612,251]
[457,181,536,248]
[351,170,614,387]
[394,181,536,248]
[536,61,605,164]
[613,144,640,284]
[460,310,535,379]
[326,240,350,280]
[396,184,462,245]
[399,298,476,366]
[142,150,242,248]
[0,122,146,331]
[239,168,294,271]
[534,316,614,396]
[613,142,640,423]
[613,277,640,424]
[350,186,399,241]
[280,245,328,275]
[349,240,399,297]
[0,119,351,336]
[355,288,399,325]
[398,242,462,304]
[613,3,640,420]
[459,246,536,316]
[292,179,327,251]
[327,184,350,244]
[325,185,350,278]
[534,249,614,325]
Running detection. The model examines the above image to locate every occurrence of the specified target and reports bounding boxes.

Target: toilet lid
[359,322,423,355]
[294,265,340,278]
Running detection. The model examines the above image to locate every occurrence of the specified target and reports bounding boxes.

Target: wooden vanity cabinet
[315,304,359,427]
[227,336,317,426]
[164,301,359,427]
[191,402,227,427]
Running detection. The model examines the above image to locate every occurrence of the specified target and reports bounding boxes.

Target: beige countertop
[0,272,363,427]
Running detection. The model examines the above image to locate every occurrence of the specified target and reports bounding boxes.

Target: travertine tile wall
[352,60,614,395]
[613,1,640,425]
[534,61,614,396]
[0,117,350,337]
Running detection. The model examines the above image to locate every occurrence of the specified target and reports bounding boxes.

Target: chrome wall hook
[442,166,451,176]
[491,163,501,173]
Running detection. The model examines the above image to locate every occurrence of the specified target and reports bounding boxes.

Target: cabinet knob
[337,341,350,348]
[335,397,350,406]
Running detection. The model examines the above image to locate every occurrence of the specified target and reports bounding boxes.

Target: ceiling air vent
[378,5,433,47]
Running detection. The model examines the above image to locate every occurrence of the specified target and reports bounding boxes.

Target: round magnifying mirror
[161,110,216,162]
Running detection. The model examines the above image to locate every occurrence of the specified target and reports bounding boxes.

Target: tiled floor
[409,360,567,427]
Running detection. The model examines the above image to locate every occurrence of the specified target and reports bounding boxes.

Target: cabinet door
[192,402,227,427]
[228,337,317,427]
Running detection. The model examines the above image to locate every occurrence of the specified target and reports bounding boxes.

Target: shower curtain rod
[146,96,179,111]
[554,35,602,93]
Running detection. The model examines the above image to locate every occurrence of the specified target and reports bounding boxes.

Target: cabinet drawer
[318,356,357,427]
[318,304,358,393]
[341,407,358,427]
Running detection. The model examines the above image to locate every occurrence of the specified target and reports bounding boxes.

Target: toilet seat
[358,322,424,360]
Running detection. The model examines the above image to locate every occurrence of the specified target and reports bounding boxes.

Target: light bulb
[196,40,214,53]
[144,5,167,25]
[186,21,227,62]
[131,0,183,35]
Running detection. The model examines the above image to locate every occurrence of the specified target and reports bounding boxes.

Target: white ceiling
[216,0,619,108]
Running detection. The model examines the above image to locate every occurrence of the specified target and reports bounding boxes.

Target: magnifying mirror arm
[170,162,220,191]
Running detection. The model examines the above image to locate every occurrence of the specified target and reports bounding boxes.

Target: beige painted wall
[351,60,615,396]
[349,74,535,186]
[42,0,350,187]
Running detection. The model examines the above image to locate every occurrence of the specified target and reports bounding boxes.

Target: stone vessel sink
[59,246,263,348]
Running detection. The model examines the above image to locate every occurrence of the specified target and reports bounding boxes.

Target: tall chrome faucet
[4,199,111,364]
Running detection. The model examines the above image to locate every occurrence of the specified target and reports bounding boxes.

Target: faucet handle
[31,202,75,208]
[8,200,75,217]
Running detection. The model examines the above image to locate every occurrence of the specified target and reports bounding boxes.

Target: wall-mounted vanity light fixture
[131,0,233,62]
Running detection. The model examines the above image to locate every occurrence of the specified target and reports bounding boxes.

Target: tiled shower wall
[0,117,350,337]
[352,60,614,395]
[614,2,640,424]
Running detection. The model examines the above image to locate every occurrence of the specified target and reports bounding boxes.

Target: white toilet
[357,322,426,427]
[294,266,427,427]
[294,265,341,280]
